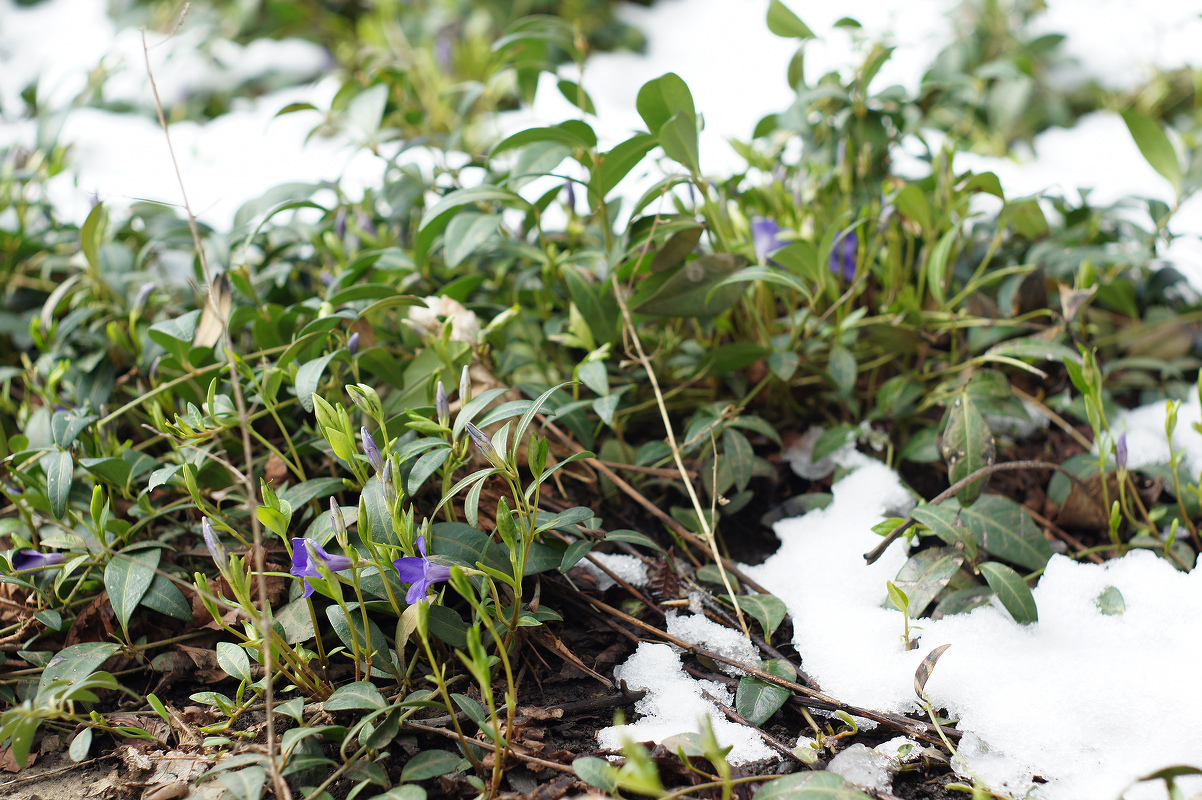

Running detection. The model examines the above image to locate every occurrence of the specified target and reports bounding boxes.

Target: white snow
[604,395,1202,799]
[581,552,649,591]
[597,642,775,765]
[664,611,760,675]
[1112,395,1202,478]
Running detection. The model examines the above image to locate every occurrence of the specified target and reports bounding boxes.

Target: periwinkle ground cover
[2,0,1202,799]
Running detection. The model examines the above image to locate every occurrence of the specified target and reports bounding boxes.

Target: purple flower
[752,218,786,264]
[393,536,453,605]
[202,518,228,568]
[435,381,450,427]
[361,426,383,472]
[355,212,377,238]
[334,208,347,239]
[830,231,858,282]
[347,331,360,356]
[564,181,576,212]
[290,538,354,598]
[11,550,67,571]
[1116,432,1128,470]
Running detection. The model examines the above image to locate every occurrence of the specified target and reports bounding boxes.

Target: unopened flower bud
[1115,432,1128,471]
[202,518,228,569]
[466,421,506,471]
[459,365,471,405]
[347,331,360,355]
[436,381,450,427]
[330,498,348,544]
[381,465,397,506]
[362,427,383,472]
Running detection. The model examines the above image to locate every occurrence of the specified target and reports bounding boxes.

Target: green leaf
[42,449,73,520]
[766,0,814,39]
[296,350,344,413]
[139,574,192,620]
[603,529,667,555]
[711,265,814,302]
[407,445,450,495]
[216,642,252,683]
[1096,585,1125,616]
[893,547,965,615]
[400,750,465,782]
[426,604,469,648]
[68,727,93,762]
[926,227,958,307]
[592,134,657,201]
[657,111,700,174]
[79,202,105,271]
[755,771,872,800]
[104,548,160,634]
[573,756,619,793]
[735,659,793,725]
[893,184,932,233]
[939,392,995,506]
[979,561,1037,624]
[216,766,266,800]
[325,681,386,711]
[444,212,504,268]
[491,124,593,157]
[828,346,857,397]
[1121,110,1182,195]
[733,593,787,638]
[959,495,1051,570]
[415,185,530,266]
[636,73,695,134]
[723,428,754,493]
[279,477,347,509]
[634,254,749,317]
[326,606,393,666]
[38,642,121,696]
[887,581,909,614]
[534,506,594,534]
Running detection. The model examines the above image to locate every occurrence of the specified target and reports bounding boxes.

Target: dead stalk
[141,17,284,797]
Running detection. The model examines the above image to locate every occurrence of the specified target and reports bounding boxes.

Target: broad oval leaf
[939,392,995,506]
[42,449,73,520]
[400,749,465,783]
[325,681,386,711]
[979,561,1038,624]
[735,659,794,725]
[104,548,161,634]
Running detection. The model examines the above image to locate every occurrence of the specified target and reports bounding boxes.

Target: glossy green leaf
[634,254,749,317]
[766,0,814,39]
[443,213,503,268]
[400,750,465,783]
[1121,110,1182,194]
[733,593,787,638]
[38,642,120,695]
[42,449,72,520]
[216,642,252,683]
[735,659,793,725]
[979,561,1037,624]
[296,350,344,413]
[940,392,995,506]
[325,681,386,711]
[893,547,965,616]
[636,72,695,133]
[139,574,192,620]
[573,756,619,793]
[104,548,160,634]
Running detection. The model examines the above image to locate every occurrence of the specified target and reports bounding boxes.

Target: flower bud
[330,498,348,546]
[1115,432,1128,471]
[202,518,228,569]
[361,426,383,472]
[347,331,360,355]
[459,365,471,405]
[381,464,397,507]
[436,381,450,427]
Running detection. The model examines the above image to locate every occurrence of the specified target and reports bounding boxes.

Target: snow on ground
[601,405,1202,798]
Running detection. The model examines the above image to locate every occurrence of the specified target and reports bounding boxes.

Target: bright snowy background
[3,1,1202,798]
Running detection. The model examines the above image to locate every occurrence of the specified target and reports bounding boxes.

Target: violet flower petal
[11,549,67,571]
[202,518,228,568]
[290,537,353,598]
[751,217,785,264]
